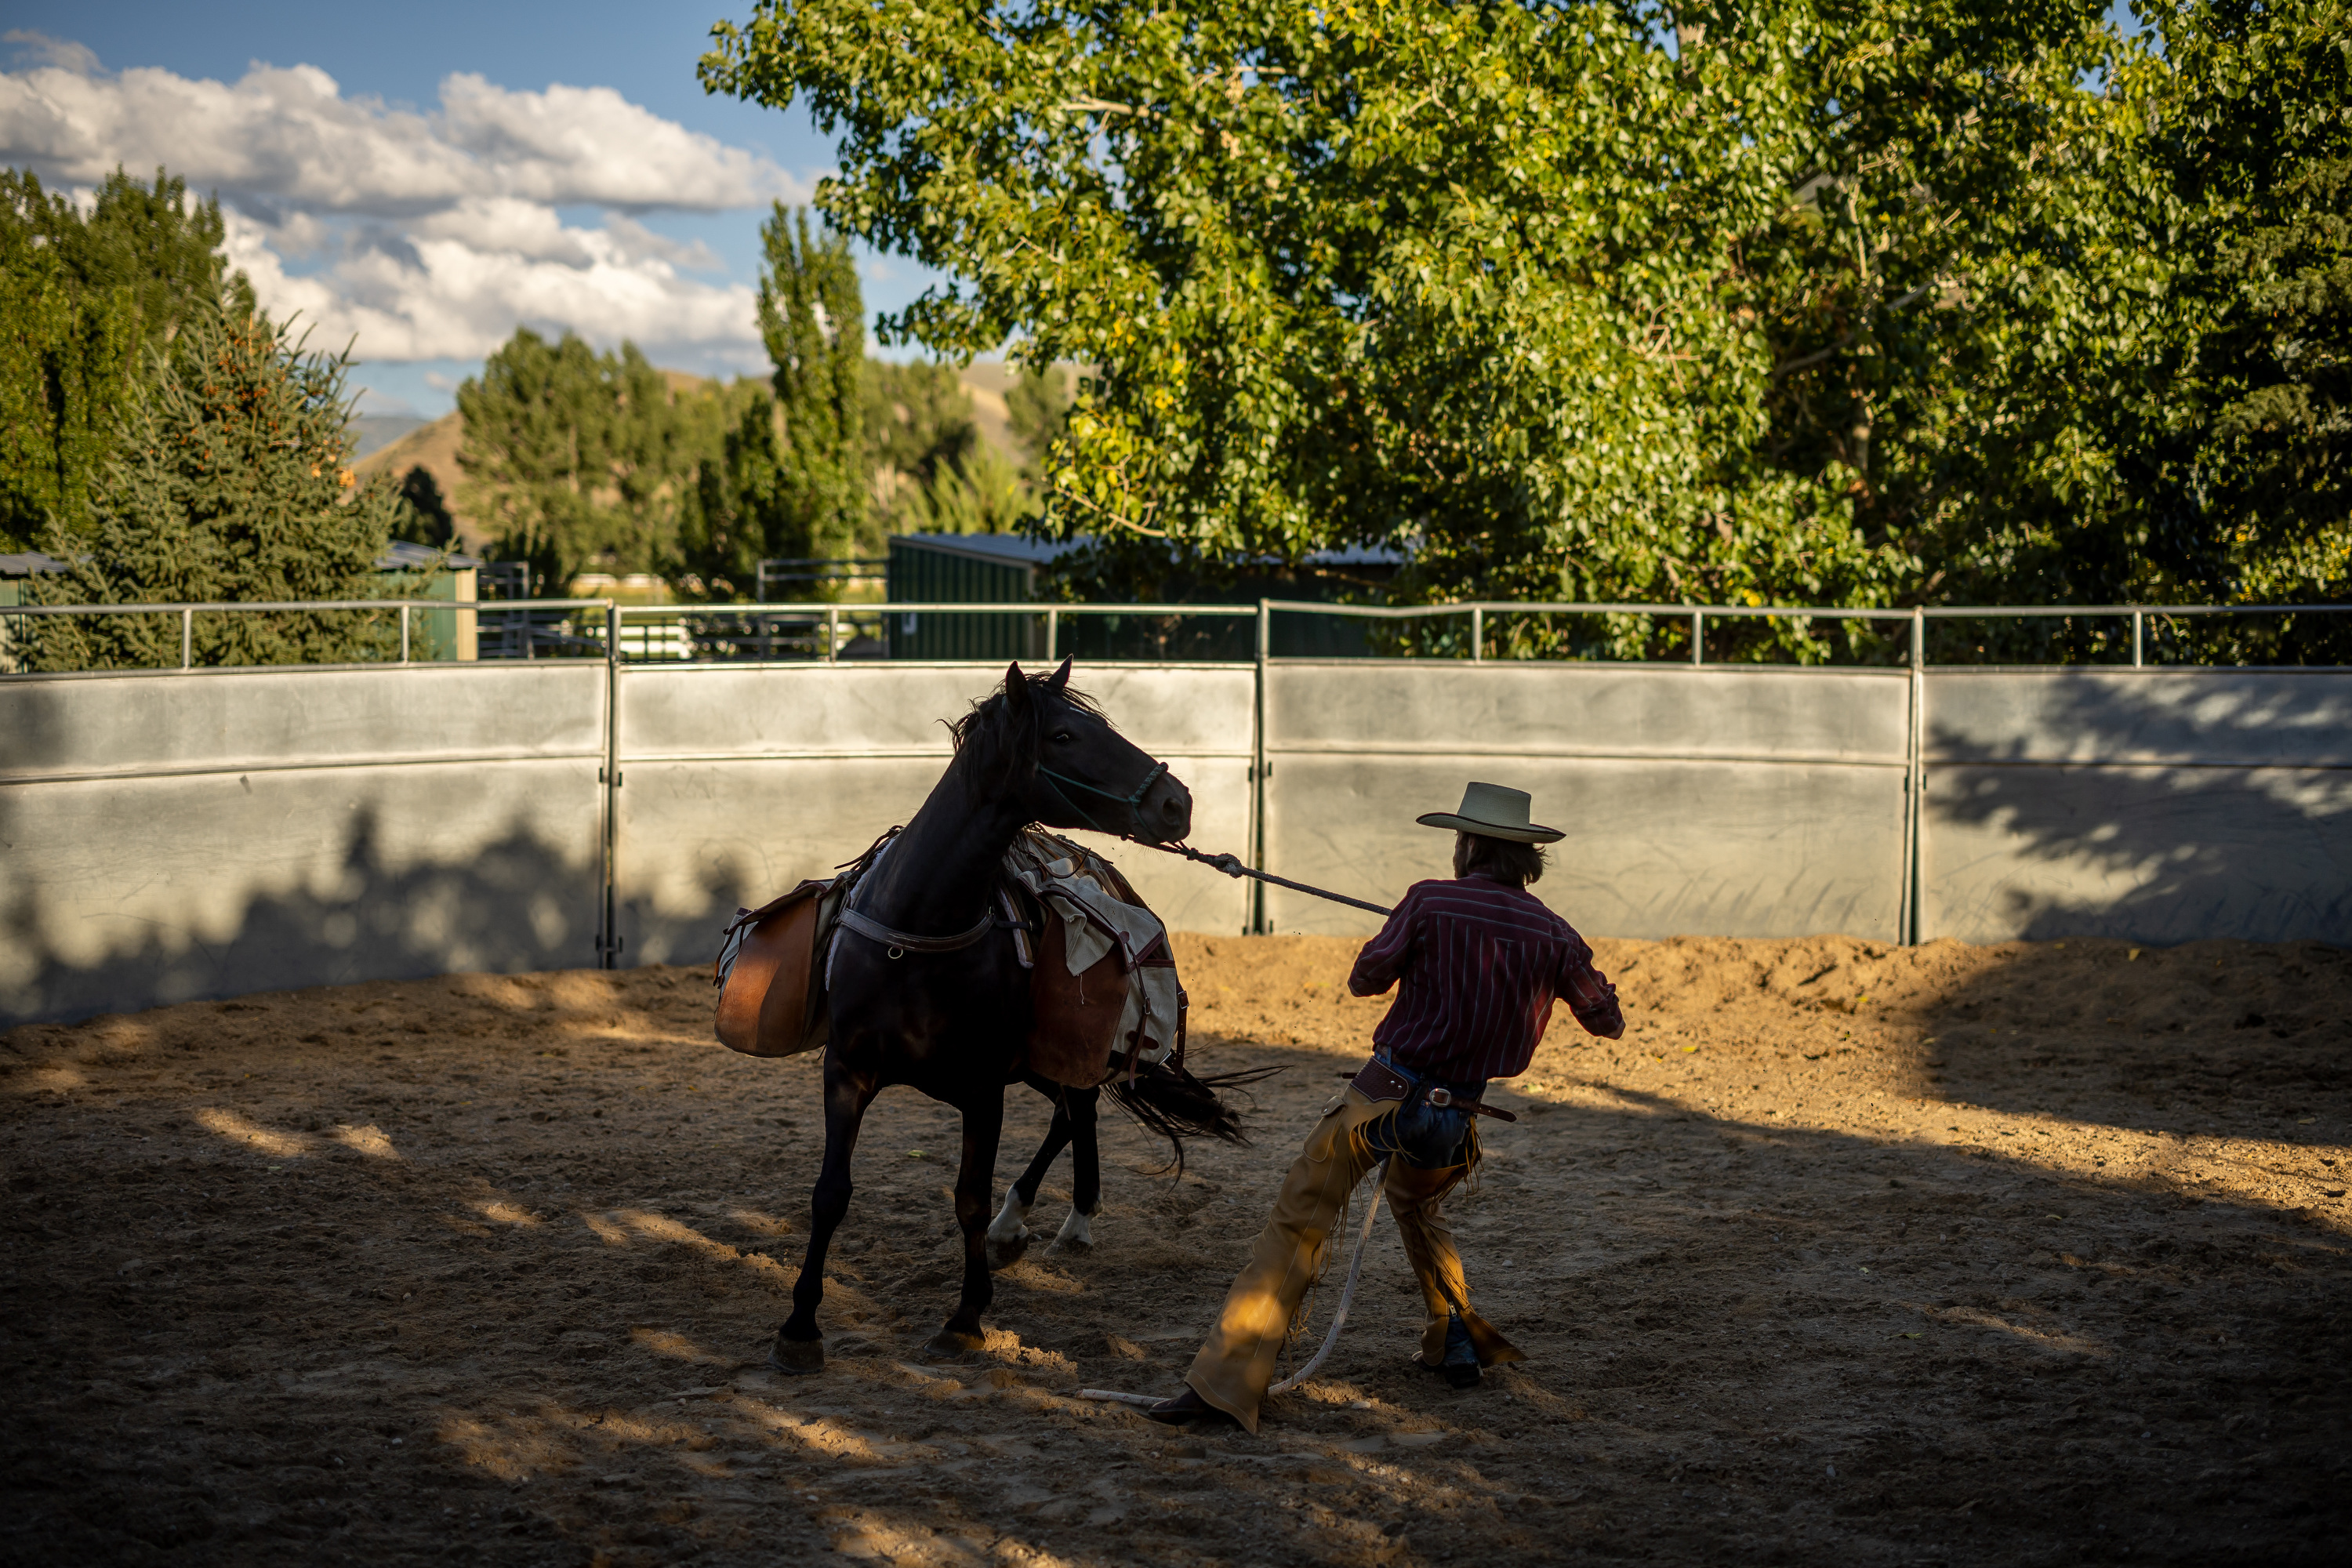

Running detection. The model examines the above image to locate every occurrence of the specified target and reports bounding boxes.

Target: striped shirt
[1347,874,1623,1085]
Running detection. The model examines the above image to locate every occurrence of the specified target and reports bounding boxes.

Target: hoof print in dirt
[922,1328,986,1361]
[770,1336,825,1377]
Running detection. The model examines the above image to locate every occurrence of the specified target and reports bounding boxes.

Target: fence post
[826,604,839,663]
[1904,607,1926,946]
[2132,608,2144,668]
[1251,600,1272,935]
[1046,606,1059,663]
[180,607,193,670]
[1471,605,1483,662]
[399,604,411,664]
[1690,609,1704,666]
[597,602,623,971]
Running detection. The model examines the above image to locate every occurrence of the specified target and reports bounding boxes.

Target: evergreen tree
[26,305,405,670]
[397,464,458,548]
[0,167,248,550]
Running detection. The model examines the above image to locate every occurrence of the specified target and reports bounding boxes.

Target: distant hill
[354,412,475,550]
[351,413,428,457]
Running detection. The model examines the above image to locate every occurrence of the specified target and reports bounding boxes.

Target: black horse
[774,659,1240,1371]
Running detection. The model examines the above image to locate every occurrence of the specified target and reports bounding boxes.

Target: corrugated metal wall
[3,658,2345,1026]
[884,540,1041,660]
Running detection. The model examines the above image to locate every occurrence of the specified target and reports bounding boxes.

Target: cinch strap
[836,905,1003,959]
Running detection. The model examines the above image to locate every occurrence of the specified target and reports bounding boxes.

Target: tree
[456,329,728,593]
[866,358,978,518]
[1,166,249,550]
[673,206,880,600]
[2114,0,2350,656]
[25,306,405,670]
[672,381,790,599]
[709,1,2321,650]
[397,465,458,548]
[760,205,869,562]
[1006,364,1073,481]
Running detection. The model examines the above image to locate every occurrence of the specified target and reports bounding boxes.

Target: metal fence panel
[0,666,607,1025]
[1922,671,2352,943]
[1261,664,1912,939]
[9,651,2349,1030]
[612,664,1256,966]
[1268,661,1912,761]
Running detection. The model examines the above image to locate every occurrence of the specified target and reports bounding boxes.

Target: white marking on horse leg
[988,1188,1033,1247]
[1049,1207,1094,1253]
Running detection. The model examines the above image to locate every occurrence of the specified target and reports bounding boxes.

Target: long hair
[1457,832,1548,887]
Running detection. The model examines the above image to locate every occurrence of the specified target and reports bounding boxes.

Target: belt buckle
[1423,1086,1455,1109]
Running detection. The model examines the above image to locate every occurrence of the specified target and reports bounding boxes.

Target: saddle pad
[713,879,833,1058]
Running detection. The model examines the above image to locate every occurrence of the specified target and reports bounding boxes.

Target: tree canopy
[24,307,408,670]
[0,167,252,552]
[703,0,2350,653]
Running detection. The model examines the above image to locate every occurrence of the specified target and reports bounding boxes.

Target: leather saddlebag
[1025,908,1130,1088]
[713,880,833,1058]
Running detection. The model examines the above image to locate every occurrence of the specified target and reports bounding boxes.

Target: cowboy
[1148,782,1625,1431]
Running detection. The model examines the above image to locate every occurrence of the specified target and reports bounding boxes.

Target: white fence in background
[2,600,2347,1026]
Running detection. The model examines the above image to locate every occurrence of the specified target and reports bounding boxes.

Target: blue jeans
[1361,1058,1486,1170]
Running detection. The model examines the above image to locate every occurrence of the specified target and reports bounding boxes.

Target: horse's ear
[1044,657,1072,691]
[1003,662,1030,713]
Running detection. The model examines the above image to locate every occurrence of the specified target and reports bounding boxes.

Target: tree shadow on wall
[0,807,601,1028]
[1927,676,2352,945]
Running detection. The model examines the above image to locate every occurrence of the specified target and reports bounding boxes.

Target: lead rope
[1123,837,1396,919]
[1076,1167,1386,1410]
[1267,1167,1386,1396]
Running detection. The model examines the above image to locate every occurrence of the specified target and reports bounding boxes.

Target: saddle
[711,829,1182,1087]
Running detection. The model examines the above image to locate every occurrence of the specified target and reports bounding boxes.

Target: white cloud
[4,31,100,75]
[0,44,816,365]
[0,53,804,214]
[222,207,762,363]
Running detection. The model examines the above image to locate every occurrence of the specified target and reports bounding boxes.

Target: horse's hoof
[1046,1235,1093,1256]
[769,1336,825,1377]
[985,1233,1030,1271]
[922,1328,985,1361]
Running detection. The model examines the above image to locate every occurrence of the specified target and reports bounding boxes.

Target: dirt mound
[2,936,2347,1565]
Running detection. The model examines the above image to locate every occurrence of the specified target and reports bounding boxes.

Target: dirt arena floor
[3,932,2348,1567]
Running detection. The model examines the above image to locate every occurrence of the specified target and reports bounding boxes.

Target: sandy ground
[3,931,2348,1567]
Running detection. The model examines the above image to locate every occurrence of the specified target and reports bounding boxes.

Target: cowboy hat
[1416,781,1564,844]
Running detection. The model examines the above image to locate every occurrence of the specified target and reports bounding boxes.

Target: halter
[1036,759,1170,835]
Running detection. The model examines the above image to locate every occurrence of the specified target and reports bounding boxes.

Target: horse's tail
[1103,1061,1284,1178]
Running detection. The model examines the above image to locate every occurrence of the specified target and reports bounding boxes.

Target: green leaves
[0,166,247,552]
[24,306,405,670]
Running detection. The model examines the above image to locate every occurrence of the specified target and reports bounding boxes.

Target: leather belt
[836,905,1000,958]
[1348,1058,1517,1122]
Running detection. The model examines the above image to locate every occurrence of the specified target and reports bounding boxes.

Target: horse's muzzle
[1136,772,1192,844]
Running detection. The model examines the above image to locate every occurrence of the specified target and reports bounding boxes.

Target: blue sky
[1,1,945,416]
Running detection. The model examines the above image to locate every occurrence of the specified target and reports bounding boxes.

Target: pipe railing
[0,598,615,670]
[6,596,2347,672]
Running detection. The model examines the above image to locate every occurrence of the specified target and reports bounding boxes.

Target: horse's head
[951,658,1193,844]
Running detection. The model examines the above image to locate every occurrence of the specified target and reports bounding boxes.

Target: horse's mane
[946,673,1107,798]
